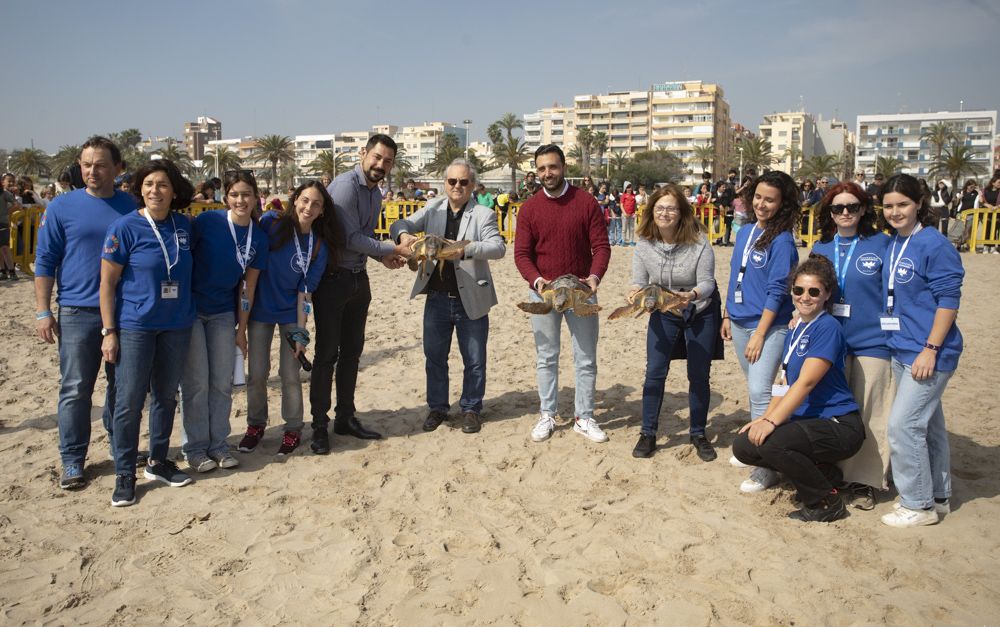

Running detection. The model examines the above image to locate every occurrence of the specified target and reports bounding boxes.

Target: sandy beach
[1,245,999,625]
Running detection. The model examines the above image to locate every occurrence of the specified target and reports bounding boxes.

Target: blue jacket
[726,226,798,327]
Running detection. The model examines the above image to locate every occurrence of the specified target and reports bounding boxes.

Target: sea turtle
[608,284,689,320]
[516,274,601,316]
[406,234,471,277]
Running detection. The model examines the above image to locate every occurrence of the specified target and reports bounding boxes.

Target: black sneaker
[143,459,193,487]
[691,435,717,462]
[277,431,301,456]
[632,434,656,458]
[310,426,330,455]
[111,474,136,507]
[788,492,848,523]
[237,425,265,452]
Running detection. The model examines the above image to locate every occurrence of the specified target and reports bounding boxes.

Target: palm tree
[920,122,959,172]
[797,154,842,181]
[155,141,194,176]
[50,145,80,178]
[782,145,803,177]
[279,163,301,190]
[307,150,352,179]
[691,143,716,176]
[250,135,295,192]
[202,145,242,177]
[575,127,594,175]
[592,132,608,176]
[739,137,777,175]
[488,113,530,191]
[875,155,905,178]
[10,148,52,178]
[111,128,143,151]
[424,133,484,175]
[610,150,630,174]
[391,146,414,191]
[928,142,987,197]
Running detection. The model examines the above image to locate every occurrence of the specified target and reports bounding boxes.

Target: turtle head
[641,293,657,313]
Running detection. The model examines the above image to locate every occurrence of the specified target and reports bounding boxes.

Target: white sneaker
[573,416,609,443]
[729,455,750,468]
[894,499,950,515]
[740,467,780,493]
[530,412,556,442]
[882,505,939,528]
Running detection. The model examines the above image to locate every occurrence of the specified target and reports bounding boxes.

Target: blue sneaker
[59,464,86,490]
[111,474,136,507]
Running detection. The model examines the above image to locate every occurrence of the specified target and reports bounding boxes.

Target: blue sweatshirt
[250,211,327,325]
[881,227,964,371]
[725,226,798,327]
[34,189,137,307]
[102,210,196,331]
[812,232,891,359]
[191,210,269,315]
[784,313,859,419]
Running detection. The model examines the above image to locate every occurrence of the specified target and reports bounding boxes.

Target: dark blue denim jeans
[56,306,116,467]
[423,291,489,414]
[641,307,716,437]
[112,327,192,475]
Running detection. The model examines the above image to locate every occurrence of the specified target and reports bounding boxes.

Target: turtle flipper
[439,240,471,260]
[518,302,554,314]
[572,302,602,317]
[608,303,639,320]
[407,257,420,272]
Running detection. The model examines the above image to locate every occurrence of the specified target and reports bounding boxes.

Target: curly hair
[742,170,801,251]
[788,253,837,312]
[817,181,883,242]
[131,159,194,210]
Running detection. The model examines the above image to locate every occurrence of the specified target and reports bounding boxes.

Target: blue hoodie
[881,227,963,371]
[726,225,798,327]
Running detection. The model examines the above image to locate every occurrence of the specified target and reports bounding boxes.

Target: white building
[395,122,468,172]
[523,106,576,158]
[759,111,816,175]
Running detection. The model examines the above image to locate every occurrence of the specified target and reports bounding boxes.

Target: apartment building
[395,122,467,172]
[183,116,222,160]
[649,81,732,182]
[759,111,815,174]
[523,106,576,158]
[573,90,650,161]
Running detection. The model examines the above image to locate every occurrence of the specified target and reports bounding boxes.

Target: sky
[2,0,999,153]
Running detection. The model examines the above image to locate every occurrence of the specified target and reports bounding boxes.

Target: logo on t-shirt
[291,252,308,273]
[176,229,190,250]
[239,244,257,264]
[39,212,47,229]
[855,253,882,275]
[894,258,915,284]
[795,333,811,357]
[103,234,119,254]
[749,249,768,268]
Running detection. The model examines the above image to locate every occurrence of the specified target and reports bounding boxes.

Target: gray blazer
[389,197,506,320]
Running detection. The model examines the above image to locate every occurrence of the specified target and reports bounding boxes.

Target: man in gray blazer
[390,159,506,434]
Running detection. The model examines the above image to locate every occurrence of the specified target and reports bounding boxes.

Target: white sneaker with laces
[729,455,750,468]
[882,505,940,528]
[573,417,609,443]
[530,412,556,442]
[894,499,950,515]
[740,467,780,493]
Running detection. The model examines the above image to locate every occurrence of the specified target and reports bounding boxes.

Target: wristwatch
[101,327,118,337]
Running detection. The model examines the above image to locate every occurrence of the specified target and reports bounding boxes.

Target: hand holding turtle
[381,255,407,270]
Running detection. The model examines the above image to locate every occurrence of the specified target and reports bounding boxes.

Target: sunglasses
[829,203,863,214]
[791,286,822,297]
[447,178,470,187]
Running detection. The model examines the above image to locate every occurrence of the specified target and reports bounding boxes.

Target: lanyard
[226,210,253,273]
[886,224,922,312]
[833,234,858,302]
[141,209,179,281]
[782,312,824,374]
[293,229,314,295]
[736,225,763,287]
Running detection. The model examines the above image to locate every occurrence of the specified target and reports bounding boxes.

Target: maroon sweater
[514,185,611,286]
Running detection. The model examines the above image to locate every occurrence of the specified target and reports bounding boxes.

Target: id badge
[161,281,179,300]
[832,303,851,318]
[302,301,312,316]
[240,297,250,312]
[734,291,744,304]
[771,384,789,397]
[880,315,900,331]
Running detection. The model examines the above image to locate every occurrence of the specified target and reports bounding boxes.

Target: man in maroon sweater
[514,144,612,443]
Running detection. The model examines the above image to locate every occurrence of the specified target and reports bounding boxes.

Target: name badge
[161,281,179,300]
[771,384,789,397]
[240,297,250,312]
[880,315,900,331]
[734,291,744,304]
[832,303,851,318]
[302,301,312,316]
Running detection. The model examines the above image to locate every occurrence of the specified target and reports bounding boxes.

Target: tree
[875,155,904,178]
[921,122,959,173]
[797,154,842,181]
[51,145,81,178]
[783,145,803,177]
[249,135,295,192]
[618,150,684,188]
[575,127,594,176]
[424,132,484,175]
[927,142,987,198]
[391,146,414,191]
[738,137,777,175]
[202,145,242,177]
[279,163,301,190]
[307,150,352,179]
[592,132,608,177]
[488,113,530,191]
[691,143,716,176]
[155,141,194,176]
[10,148,52,178]
[609,150,630,175]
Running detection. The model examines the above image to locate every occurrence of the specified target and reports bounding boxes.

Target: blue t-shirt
[35,189,137,307]
[784,313,859,420]
[882,227,964,371]
[812,232,890,359]
[191,210,269,315]
[250,211,328,325]
[726,225,798,327]
[101,210,196,331]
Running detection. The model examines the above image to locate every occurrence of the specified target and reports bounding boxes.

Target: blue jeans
[423,291,489,414]
[112,327,192,475]
[180,312,236,458]
[56,306,116,467]
[641,308,716,437]
[887,358,953,510]
[730,322,788,420]
[608,217,622,244]
[528,289,598,420]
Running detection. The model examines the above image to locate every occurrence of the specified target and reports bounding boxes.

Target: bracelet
[923,342,941,352]
[762,418,778,427]
[36,310,53,320]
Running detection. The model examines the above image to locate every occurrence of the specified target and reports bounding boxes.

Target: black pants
[733,412,865,505]
[309,269,371,428]
[723,214,734,245]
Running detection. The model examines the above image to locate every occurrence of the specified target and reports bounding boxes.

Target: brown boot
[461,411,482,434]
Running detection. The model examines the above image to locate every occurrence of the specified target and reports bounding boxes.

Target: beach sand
[1,245,999,625]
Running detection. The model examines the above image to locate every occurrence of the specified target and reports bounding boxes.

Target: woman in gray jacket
[630,184,720,461]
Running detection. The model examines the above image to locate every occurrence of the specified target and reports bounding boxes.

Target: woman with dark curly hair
[721,170,800,492]
[733,255,865,522]
[811,181,892,494]
[100,159,197,506]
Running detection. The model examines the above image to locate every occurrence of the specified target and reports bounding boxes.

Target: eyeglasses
[791,286,822,297]
[447,178,470,187]
[829,203,863,214]
[653,206,680,214]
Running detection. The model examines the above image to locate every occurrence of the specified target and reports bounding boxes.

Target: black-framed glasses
[447,178,470,187]
[791,286,822,297]
[830,203,863,214]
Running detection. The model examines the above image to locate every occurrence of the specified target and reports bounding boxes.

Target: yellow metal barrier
[965,208,1000,252]
[177,202,226,218]
[8,205,45,277]
[799,205,821,247]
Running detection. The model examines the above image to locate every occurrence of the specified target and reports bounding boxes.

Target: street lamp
[738,146,744,182]
[463,119,472,159]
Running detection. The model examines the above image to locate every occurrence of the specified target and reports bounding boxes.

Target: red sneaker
[237,425,265,452]
[277,431,301,456]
